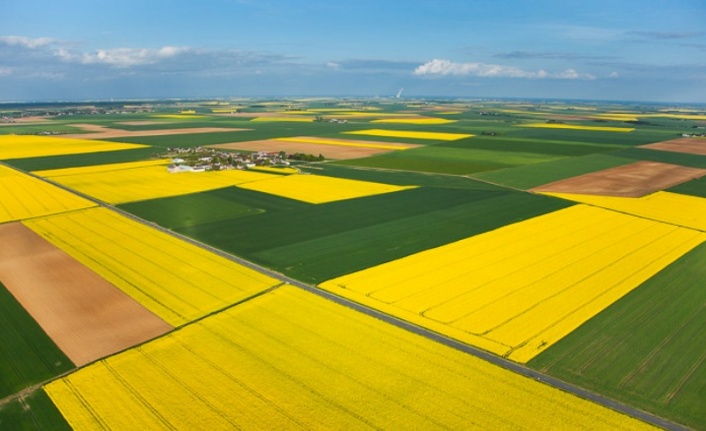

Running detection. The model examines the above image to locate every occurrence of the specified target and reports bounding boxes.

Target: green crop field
[439,135,627,156]
[669,176,706,198]
[334,145,564,175]
[614,147,706,169]
[0,389,71,431]
[0,283,73,399]
[5,147,157,172]
[529,242,706,430]
[470,153,633,189]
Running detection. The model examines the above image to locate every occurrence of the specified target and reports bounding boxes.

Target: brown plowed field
[640,137,706,155]
[211,139,405,160]
[62,125,249,139]
[0,223,172,366]
[531,161,706,197]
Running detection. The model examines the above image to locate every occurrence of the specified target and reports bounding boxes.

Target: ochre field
[0,165,95,223]
[24,207,280,326]
[0,135,148,159]
[544,191,706,231]
[45,286,656,430]
[276,136,415,150]
[237,174,416,203]
[37,162,277,204]
[320,205,705,362]
[345,129,474,141]
[518,123,635,132]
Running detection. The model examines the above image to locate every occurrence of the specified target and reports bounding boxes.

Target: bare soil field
[211,138,410,159]
[63,124,249,139]
[0,223,172,366]
[640,137,706,156]
[531,161,706,197]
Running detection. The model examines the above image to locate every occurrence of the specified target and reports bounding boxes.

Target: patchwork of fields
[1,100,706,430]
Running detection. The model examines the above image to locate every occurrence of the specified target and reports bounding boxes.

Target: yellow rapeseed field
[0,165,95,223]
[45,286,657,430]
[276,136,412,151]
[320,205,705,362]
[0,135,147,159]
[542,191,706,231]
[250,116,315,122]
[24,207,279,326]
[238,174,416,203]
[39,162,277,204]
[345,128,473,141]
[34,159,170,178]
[370,118,457,125]
[518,123,635,132]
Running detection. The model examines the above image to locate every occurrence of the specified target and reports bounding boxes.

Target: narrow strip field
[23,207,280,326]
[36,161,277,204]
[0,164,95,223]
[276,136,419,150]
[237,174,416,204]
[0,135,148,159]
[542,191,706,231]
[45,286,656,430]
[0,281,73,399]
[517,123,635,132]
[0,222,172,366]
[345,129,473,141]
[320,205,705,362]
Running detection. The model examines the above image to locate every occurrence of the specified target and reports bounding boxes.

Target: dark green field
[0,389,71,431]
[669,176,706,198]
[5,147,157,172]
[122,183,571,283]
[614,147,706,169]
[529,242,706,430]
[0,283,73,399]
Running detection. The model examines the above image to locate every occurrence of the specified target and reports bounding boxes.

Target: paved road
[21,165,691,431]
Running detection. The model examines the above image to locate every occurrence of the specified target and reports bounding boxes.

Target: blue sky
[1,0,705,102]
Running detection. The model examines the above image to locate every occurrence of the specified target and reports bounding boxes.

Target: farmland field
[320,204,705,362]
[530,242,706,430]
[45,286,656,430]
[0,389,71,431]
[0,135,147,159]
[0,281,73,399]
[24,207,280,326]
[0,165,96,223]
[4,147,157,172]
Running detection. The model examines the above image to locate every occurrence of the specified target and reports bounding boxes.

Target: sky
[1,0,705,103]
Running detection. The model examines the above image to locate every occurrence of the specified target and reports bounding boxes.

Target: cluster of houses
[165,147,291,173]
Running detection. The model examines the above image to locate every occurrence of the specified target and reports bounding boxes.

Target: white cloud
[326,61,341,70]
[57,46,189,68]
[414,59,595,80]
[0,35,57,49]
[608,71,620,78]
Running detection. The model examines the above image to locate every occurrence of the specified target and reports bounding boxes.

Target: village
[164,146,324,173]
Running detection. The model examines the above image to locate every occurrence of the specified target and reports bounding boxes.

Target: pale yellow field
[247,166,300,174]
[0,165,96,223]
[518,123,635,132]
[34,159,169,177]
[24,207,279,326]
[542,191,706,231]
[320,205,705,362]
[39,162,277,204]
[345,128,473,141]
[45,286,656,431]
[0,135,148,159]
[276,136,412,150]
[370,118,457,125]
[250,116,315,122]
[238,174,416,204]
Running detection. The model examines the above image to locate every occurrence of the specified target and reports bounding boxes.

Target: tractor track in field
[5,161,691,431]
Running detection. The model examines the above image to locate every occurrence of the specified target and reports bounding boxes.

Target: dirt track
[0,223,172,366]
[640,137,706,156]
[531,161,706,197]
